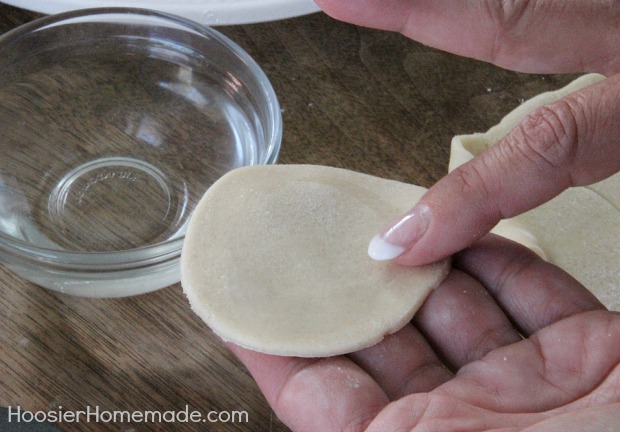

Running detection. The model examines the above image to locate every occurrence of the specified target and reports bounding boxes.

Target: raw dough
[450,73,620,310]
[181,165,450,357]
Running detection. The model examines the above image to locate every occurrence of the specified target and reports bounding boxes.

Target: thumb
[368,73,620,265]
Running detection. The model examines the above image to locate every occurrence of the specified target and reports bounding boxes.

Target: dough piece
[449,73,620,310]
[448,74,608,172]
[181,165,450,357]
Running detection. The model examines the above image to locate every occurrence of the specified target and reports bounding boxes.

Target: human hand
[314,0,620,74]
[315,0,620,265]
[229,237,619,431]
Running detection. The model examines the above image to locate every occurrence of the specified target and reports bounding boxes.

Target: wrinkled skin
[228,1,620,430]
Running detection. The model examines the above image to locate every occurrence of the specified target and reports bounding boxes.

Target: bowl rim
[0,7,282,270]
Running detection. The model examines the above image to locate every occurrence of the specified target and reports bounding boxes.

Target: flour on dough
[181,165,450,357]
[450,73,620,310]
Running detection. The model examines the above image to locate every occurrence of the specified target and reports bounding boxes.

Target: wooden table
[0,3,578,431]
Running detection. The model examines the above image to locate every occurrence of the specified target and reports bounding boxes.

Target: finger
[454,235,604,335]
[370,73,620,265]
[413,269,521,369]
[315,0,620,74]
[348,323,452,399]
[436,310,620,412]
[228,343,389,432]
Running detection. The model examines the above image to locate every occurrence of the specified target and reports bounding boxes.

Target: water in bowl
[0,33,261,252]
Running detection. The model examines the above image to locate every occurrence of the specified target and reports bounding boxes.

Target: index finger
[374,73,620,265]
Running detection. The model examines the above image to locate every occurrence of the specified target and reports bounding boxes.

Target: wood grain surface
[0,3,578,431]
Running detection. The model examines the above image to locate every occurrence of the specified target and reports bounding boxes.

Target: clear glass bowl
[0,8,282,297]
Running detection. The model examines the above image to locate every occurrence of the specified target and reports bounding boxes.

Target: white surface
[3,0,321,25]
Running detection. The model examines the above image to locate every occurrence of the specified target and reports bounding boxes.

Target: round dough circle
[181,165,450,357]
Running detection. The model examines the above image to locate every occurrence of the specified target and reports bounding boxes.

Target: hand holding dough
[181,165,450,357]
[370,73,620,267]
[450,74,620,311]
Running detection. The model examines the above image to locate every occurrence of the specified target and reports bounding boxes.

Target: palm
[363,311,620,431]
[230,236,620,431]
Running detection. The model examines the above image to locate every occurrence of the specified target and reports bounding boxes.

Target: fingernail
[367,204,431,261]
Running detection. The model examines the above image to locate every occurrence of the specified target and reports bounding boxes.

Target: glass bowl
[0,8,282,297]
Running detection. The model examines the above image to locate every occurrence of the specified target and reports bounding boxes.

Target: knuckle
[484,0,533,62]
[493,0,532,28]
[509,99,581,174]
